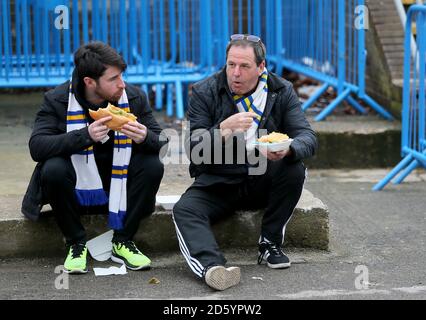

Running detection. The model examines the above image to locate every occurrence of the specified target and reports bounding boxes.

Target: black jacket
[187,68,317,182]
[22,75,167,221]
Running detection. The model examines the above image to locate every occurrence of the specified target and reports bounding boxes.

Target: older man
[172,34,317,291]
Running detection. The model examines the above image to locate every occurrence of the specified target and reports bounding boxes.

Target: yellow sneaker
[111,241,151,270]
[63,243,88,274]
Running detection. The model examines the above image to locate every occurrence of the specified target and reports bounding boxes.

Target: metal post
[64,0,71,78]
[82,0,89,43]
[3,0,11,80]
[358,0,366,98]
[417,13,425,147]
[337,0,345,95]
[275,0,283,76]
[42,3,49,80]
[120,0,128,63]
[22,0,30,80]
[72,0,79,50]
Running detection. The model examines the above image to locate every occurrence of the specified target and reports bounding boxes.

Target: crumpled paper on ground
[93,264,127,276]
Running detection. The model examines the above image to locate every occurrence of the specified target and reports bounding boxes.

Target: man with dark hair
[172,34,317,290]
[22,41,167,273]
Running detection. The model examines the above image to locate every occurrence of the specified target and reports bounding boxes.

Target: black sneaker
[258,241,291,269]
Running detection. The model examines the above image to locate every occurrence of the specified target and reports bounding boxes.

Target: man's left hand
[120,121,148,144]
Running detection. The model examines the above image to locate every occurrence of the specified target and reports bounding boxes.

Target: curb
[0,190,329,257]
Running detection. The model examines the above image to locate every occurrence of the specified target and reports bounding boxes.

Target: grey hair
[225,38,266,66]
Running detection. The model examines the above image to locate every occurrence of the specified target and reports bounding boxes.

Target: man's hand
[121,121,148,144]
[260,148,292,161]
[88,116,112,142]
[220,112,258,139]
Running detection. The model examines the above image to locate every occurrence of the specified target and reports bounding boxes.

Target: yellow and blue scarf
[66,84,132,230]
[233,68,268,150]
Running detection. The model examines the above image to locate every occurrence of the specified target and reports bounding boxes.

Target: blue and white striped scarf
[66,84,132,230]
[233,68,268,150]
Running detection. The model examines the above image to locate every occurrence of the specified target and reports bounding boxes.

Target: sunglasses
[230,34,261,43]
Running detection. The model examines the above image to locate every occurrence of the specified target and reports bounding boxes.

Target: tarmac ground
[0,92,425,301]
[1,170,426,301]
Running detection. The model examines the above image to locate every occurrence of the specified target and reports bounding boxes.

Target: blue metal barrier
[373,5,426,191]
[1,0,395,121]
[281,0,393,121]
[0,0,228,119]
[256,0,394,121]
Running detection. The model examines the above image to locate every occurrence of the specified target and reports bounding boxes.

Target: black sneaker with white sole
[258,241,291,269]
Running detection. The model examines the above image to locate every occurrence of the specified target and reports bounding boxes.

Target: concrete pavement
[1,91,425,301]
[1,170,425,300]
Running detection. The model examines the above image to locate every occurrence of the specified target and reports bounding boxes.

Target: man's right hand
[88,116,112,142]
[219,112,258,138]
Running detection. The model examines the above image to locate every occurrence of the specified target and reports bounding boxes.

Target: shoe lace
[257,251,265,264]
[258,242,283,264]
[268,243,284,256]
[70,244,86,259]
[120,241,140,254]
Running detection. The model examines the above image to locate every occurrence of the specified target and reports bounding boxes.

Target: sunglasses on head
[230,34,261,43]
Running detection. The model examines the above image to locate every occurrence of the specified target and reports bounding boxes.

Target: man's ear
[83,77,97,89]
[258,60,266,75]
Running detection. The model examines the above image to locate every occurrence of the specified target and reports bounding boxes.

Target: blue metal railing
[0,0,228,119]
[1,0,395,121]
[252,0,394,121]
[373,5,426,191]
